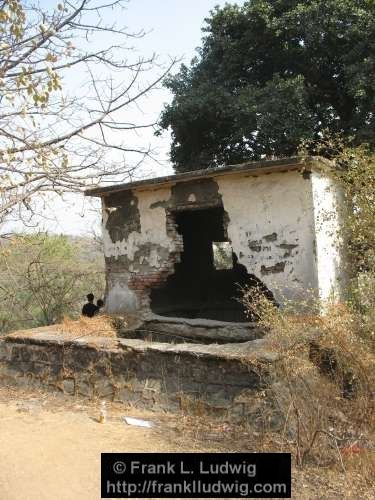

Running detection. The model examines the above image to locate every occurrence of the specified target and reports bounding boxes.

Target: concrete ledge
[126,315,265,344]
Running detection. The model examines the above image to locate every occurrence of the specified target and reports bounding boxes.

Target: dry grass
[239,287,375,482]
[56,314,118,340]
[170,409,375,497]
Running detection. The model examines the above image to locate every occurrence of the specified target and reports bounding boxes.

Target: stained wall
[101,167,344,315]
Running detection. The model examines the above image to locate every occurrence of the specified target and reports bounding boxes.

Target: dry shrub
[241,286,375,479]
[57,315,118,340]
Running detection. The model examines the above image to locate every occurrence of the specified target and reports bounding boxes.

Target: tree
[159,0,375,172]
[0,0,174,226]
[0,233,104,332]
[300,135,375,275]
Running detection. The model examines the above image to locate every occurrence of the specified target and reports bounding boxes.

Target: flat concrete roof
[85,156,331,197]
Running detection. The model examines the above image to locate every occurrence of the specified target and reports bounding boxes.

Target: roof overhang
[85,156,332,198]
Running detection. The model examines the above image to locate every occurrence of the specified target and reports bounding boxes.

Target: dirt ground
[0,386,372,500]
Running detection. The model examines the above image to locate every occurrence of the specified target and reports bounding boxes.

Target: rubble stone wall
[0,330,276,420]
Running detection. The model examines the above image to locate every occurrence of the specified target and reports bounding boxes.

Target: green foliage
[337,147,375,274]
[336,145,375,327]
[159,0,375,171]
[0,233,104,333]
[305,138,375,273]
[300,136,375,326]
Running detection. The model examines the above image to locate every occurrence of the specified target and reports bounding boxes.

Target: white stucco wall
[105,276,138,314]
[311,171,345,305]
[217,171,318,305]
[100,166,345,315]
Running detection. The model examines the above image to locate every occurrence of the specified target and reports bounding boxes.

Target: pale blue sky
[23,0,245,235]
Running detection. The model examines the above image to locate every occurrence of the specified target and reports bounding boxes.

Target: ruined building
[0,156,349,415]
[85,156,345,329]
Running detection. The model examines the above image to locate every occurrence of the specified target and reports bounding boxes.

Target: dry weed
[57,315,118,340]
[239,286,375,479]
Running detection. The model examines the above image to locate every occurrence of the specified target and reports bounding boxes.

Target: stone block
[32,362,51,378]
[77,381,93,398]
[63,379,75,395]
[94,379,115,398]
[117,387,142,404]
[143,378,162,393]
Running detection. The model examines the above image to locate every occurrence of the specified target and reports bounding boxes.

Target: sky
[14,0,245,236]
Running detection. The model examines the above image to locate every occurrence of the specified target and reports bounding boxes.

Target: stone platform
[120,314,265,344]
[0,327,278,420]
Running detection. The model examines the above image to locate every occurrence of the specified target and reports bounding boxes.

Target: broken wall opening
[150,206,273,322]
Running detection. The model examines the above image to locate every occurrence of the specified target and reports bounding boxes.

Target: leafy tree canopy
[159,0,375,172]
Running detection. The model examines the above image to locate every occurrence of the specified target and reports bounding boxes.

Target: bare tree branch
[0,0,176,227]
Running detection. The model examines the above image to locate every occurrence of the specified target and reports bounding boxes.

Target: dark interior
[150,207,273,322]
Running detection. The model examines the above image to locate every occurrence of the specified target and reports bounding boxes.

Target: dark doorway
[150,207,273,322]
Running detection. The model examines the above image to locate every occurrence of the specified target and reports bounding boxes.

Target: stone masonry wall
[103,188,184,315]
[0,330,277,420]
[126,210,184,311]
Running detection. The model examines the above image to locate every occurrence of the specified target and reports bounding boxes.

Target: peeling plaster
[261,261,286,275]
[217,171,318,304]
[263,232,278,242]
[171,178,222,209]
[99,166,345,314]
[248,240,262,252]
[277,243,299,258]
[102,187,182,313]
[104,190,140,243]
[102,187,176,268]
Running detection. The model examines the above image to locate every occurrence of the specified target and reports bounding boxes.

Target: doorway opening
[150,206,273,322]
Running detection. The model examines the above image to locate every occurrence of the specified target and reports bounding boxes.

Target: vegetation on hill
[0,233,104,333]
